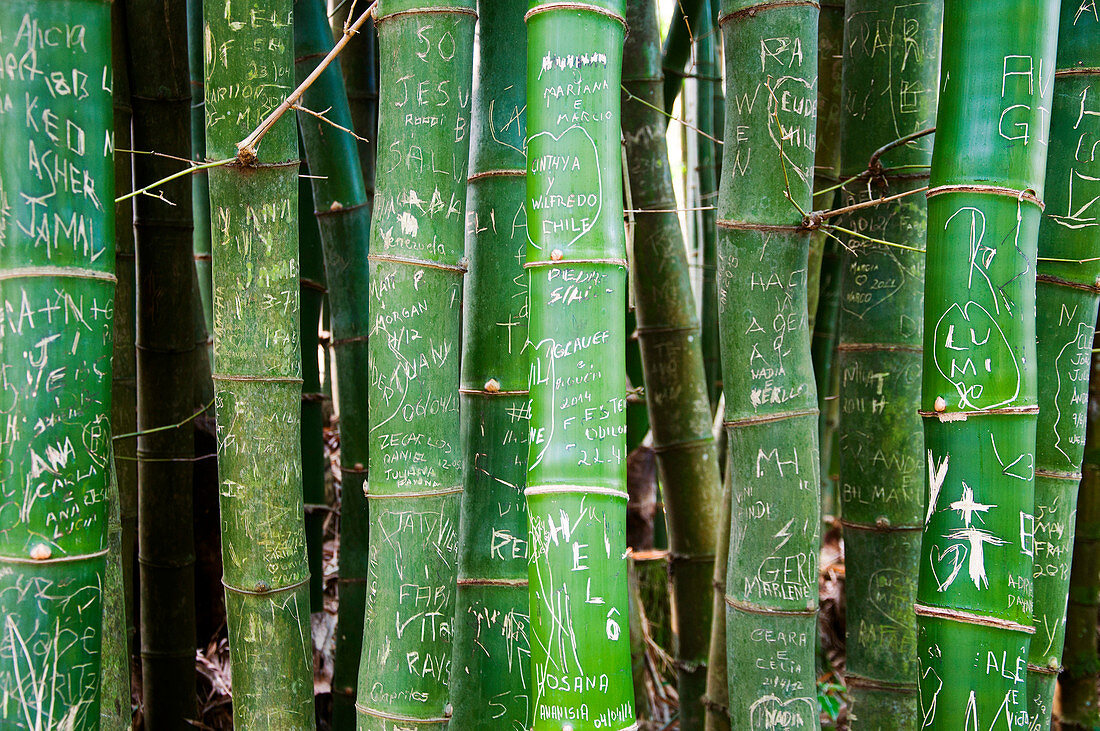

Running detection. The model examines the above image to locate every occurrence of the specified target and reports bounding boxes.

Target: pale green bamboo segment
[450,0,532,728]
[716,0,821,728]
[1027,5,1100,728]
[0,2,115,728]
[203,0,316,727]
[525,1,636,729]
[915,2,1059,729]
[834,2,941,729]
[355,3,475,730]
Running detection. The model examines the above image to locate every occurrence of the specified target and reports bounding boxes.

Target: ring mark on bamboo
[457,578,529,587]
[525,484,629,499]
[373,6,478,25]
[222,574,310,596]
[1035,468,1083,481]
[836,342,923,353]
[668,552,717,563]
[458,388,530,396]
[1055,67,1100,78]
[341,465,367,475]
[926,184,1045,210]
[139,648,197,659]
[368,253,468,273]
[1036,273,1100,294]
[918,404,1038,422]
[302,391,327,403]
[1026,663,1062,675]
[300,277,327,293]
[467,168,526,182]
[138,555,196,569]
[0,547,110,565]
[715,219,805,232]
[524,257,628,268]
[725,596,816,616]
[524,2,627,31]
[913,603,1036,634]
[212,374,303,383]
[365,486,464,499]
[724,407,819,428]
[635,323,700,335]
[718,1,819,25]
[844,673,918,693]
[839,518,923,533]
[0,266,117,283]
[332,335,369,346]
[355,703,449,723]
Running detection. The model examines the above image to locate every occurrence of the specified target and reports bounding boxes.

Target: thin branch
[116,147,196,166]
[236,0,378,161]
[868,126,935,172]
[805,185,930,228]
[113,399,215,441]
[621,84,723,145]
[114,158,234,204]
[293,102,371,144]
[824,222,926,253]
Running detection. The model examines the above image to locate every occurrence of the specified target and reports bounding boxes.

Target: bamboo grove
[3,2,1100,731]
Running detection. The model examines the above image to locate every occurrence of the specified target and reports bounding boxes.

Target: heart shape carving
[526,124,602,253]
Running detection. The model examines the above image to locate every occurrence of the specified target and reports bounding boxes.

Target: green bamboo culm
[697,0,722,410]
[0,1,115,726]
[915,2,1059,728]
[202,0,316,726]
[306,2,377,724]
[110,0,139,665]
[188,0,212,363]
[524,0,636,728]
[1059,326,1100,730]
[833,2,942,728]
[354,1,475,729]
[291,0,370,629]
[622,2,722,728]
[715,0,821,728]
[1027,6,1100,727]
[102,454,132,729]
[297,162,327,613]
[449,0,532,728]
[661,0,705,117]
[126,0,200,724]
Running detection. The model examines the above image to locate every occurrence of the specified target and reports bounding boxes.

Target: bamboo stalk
[915,2,1059,727]
[661,0,707,117]
[203,0,316,725]
[353,2,475,728]
[716,0,821,728]
[1059,325,1100,730]
[125,1,200,724]
[697,0,722,411]
[1027,7,1100,727]
[448,0,532,728]
[622,3,723,728]
[298,163,327,613]
[833,3,942,728]
[0,2,115,726]
[525,1,637,728]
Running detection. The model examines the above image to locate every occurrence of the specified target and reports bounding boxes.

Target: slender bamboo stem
[448,1,532,728]
[697,0,722,411]
[833,3,942,728]
[716,0,821,728]
[203,0,316,725]
[525,1,637,728]
[353,2,475,728]
[1059,325,1100,730]
[661,0,706,117]
[0,2,115,726]
[622,4,723,728]
[1027,7,1100,727]
[915,2,1059,727]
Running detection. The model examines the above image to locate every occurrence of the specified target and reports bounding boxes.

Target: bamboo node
[29,544,51,561]
[875,516,890,529]
[551,249,564,261]
[330,200,344,210]
[934,396,946,412]
[484,378,501,393]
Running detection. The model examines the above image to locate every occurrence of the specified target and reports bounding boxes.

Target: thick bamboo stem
[353,2,475,729]
[0,2,115,726]
[716,1,821,729]
[915,2,1059,727]
[524,1,637,728]
[834,3,942,728]
[203,0,316,725]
